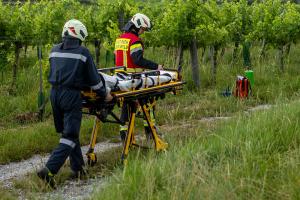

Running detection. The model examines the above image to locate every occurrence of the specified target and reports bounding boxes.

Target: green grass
[0,42,299,164]
[1,42,300,198]
[0,184,17,200]
[93,100,300,200]
[1,42,299,127]
[0,116,119,164]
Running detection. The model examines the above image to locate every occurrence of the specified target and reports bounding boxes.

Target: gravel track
[0,141,121,199]
[40,176,105,200]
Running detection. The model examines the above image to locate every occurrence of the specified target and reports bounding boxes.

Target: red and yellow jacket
[114,32,158,72]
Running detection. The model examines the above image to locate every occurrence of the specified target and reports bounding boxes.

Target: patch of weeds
[0,184,18,200]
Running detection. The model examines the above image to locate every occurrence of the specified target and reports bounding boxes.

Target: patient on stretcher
[101,70,178,92]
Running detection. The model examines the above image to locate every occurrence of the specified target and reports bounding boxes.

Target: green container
[245,70,254,87]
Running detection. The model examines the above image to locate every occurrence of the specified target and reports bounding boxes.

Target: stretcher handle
[130,70,160,79]
[97,66,126,72]
[114,81,185,98]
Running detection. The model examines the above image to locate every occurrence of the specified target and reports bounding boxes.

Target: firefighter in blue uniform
[37,19,112,188]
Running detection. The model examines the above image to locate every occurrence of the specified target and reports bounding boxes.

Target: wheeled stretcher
[81,67,184,165]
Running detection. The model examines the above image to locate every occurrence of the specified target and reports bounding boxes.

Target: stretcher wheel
[87,153,97,166]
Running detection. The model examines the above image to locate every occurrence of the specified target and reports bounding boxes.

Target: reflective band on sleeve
[60,138,76,148]
[130,43,143,55]
[91,81,104,90]
[143,120,149,127]
[120,125,128,131]
[130,43,142,50]
[49,52,87,62]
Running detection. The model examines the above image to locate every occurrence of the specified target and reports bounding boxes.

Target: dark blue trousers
[46,87,84,174]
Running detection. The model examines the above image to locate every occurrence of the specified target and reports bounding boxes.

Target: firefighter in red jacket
[115,13,163,141]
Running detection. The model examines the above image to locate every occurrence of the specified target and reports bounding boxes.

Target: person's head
[61,19,88,42]
[124,13,151,35]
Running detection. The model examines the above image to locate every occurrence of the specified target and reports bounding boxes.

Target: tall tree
[148,0,201,88]
[251,0,300,71]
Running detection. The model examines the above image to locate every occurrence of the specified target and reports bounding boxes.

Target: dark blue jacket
[48,38,106,96]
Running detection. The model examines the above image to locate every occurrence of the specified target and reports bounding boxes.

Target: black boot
[120,130,127,142]
[37,167,56,189]
[69,168,88,180]
[144,126,152,140]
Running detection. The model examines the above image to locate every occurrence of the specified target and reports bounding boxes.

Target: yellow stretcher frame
[82,68,184,165]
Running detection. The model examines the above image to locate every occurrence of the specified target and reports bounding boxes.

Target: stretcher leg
[143,99,157,135]
[141,103,168,152]
[121,102,137,165]
[86,117,100,166]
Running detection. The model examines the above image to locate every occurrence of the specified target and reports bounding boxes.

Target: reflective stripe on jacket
[48,39,106,96]
[114,32,144,72]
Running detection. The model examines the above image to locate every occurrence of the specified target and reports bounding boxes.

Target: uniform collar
[128,30,139,37]
[61,37,81,49]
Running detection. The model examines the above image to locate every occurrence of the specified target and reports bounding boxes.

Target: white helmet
[61,19,88,41]
[131,13,151,30]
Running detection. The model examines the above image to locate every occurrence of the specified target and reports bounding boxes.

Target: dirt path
[0,141,120,184]
[40,176,105,200]
[0,141,121,199]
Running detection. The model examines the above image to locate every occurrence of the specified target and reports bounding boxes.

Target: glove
[104,87,113,102]
[105,93,113,102]
[157,64,164,70]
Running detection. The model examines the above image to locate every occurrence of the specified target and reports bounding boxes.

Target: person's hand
[157,64,164,70]
[105,93,113,102]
